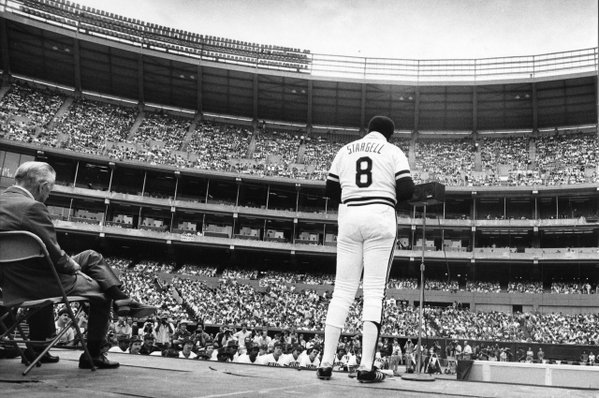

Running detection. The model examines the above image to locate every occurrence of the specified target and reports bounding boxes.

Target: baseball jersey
[299,355,320,369]
[280,353,302,368]
[261,353,286,367]
[234,353,261,364]
[332,354,349,371]
[327,131,411,208]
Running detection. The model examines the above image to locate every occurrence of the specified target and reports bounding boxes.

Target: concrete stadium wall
[464,360,599,389]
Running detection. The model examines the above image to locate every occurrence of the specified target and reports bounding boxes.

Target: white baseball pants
[326,203,397,329]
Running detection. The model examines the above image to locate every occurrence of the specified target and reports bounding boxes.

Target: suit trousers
[29,250,121,350]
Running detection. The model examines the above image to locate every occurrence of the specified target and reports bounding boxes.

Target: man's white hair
[14,161,56,188]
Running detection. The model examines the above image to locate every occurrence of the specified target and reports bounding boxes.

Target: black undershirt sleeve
[396,177,415,204]
[325,179,342,208]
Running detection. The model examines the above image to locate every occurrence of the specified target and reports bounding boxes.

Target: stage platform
[1,349,597,398]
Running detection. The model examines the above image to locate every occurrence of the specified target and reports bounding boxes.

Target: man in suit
[0,161,157,369]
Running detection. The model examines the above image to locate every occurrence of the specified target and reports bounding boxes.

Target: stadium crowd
[0,80,64,145]
[1,80,597,186]
[93,259,599,346]
[34,256,599,372]
[53,97,137,156]
[186,121,253,172]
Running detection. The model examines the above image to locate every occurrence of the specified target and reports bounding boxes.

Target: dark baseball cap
[368,115,395,139]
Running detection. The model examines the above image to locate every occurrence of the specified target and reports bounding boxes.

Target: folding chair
[0,230,96,374]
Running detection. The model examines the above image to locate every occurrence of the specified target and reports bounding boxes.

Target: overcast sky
[75,0,597,59]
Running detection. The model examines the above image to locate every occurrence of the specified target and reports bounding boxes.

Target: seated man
[128,336,142,354]
[178,339,198,359]
[0,161,157,369]
[139,334,161,355]
[108,335,130,353]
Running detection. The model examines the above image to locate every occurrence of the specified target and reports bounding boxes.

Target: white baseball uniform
[325,131,411,329]
[323,130,412,370]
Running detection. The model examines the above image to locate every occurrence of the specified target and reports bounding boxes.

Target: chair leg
[16,323,42,368]
[0,309,33,367]
[22,324,74,375]
[22,304,96,374]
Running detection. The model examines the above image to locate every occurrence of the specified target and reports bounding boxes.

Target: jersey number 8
[355,156,373,188]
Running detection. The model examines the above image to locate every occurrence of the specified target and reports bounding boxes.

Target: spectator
[108,336,131,353]
[55,308,76,347]
[113,316,133,339]
[178,339,198,359]
[139,334,161,355]
[128,336,143,354]
[154,313,175,350]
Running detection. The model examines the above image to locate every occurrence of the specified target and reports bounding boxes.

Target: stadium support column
[138,53,144,104]
[0,19,10,77]
[253,73,258,127]
[360,83,366,134]
[596,72,598,135]
[307,80,313,134]
[73,38,81,92]
[472,86,478,133]
[196,64,203,117]
[413,88,421,134]
[532,82,538,133]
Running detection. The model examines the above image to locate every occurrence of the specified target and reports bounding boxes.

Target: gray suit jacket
[0,186,78,303]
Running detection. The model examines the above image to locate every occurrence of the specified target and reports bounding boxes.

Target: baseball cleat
[316,365,333,380]
[357,368,386,383]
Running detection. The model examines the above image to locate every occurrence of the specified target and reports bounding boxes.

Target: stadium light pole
[402,203,435,382]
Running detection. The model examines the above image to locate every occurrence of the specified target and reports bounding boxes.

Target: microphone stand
[402,203,435,381]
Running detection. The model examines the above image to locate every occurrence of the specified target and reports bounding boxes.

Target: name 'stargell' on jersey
[346,141,385,155]
[329,131,411,207]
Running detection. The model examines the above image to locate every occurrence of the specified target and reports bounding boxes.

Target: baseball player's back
[317,116,414,384]
[329,134,410,208]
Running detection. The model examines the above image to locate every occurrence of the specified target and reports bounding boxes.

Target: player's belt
[343,196,395,208]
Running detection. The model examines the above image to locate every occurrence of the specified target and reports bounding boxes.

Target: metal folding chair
[0,230,96,374]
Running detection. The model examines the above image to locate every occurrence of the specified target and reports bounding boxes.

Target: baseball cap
[367,115,395,140]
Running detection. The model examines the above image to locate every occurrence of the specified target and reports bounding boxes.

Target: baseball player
[280,345,303,368]
[260,342,286,366]
[317,115,414,383]
[300,347,321,369]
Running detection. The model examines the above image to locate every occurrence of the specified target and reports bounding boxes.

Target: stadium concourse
[0,349,596,398]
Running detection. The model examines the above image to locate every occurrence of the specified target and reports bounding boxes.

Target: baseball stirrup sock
[360,321,381,371]
[322,325,342,366]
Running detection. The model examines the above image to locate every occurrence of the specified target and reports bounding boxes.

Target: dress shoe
[114,298,157,319]
[21,349,59,365]
[39,352,60,363]
[79,352,120,369]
